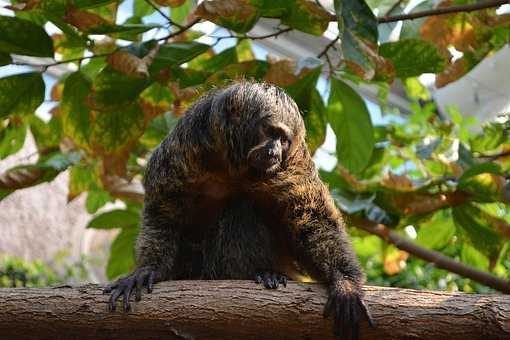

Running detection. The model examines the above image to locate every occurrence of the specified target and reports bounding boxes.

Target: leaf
[416,210,456,250]
[0,151,81,201]
[150,42,210,74]
[140,82,174,118]
[87,23,159,36]
[107,46,159,78]
[154,0,186,6]
[334,0,379,80]
[0,53,11,66]
[0,73,45,119]
[0,120,27,160]
[461,243,490,270]
[458,163,506,203]
[379,39,446,78]
[29,114,62,152]
[86,189,112,214]
[133,0,154,17]
[470,121,509,153]
[63,8,110,32]
[195,0,259,33]
[171,0,193,24]
[452,203,505,260]
[327,78,374,173]
[68,163,98,201]
[0,16,53,57]
[89,66,151,109]
[106,226,139,279]
[87,209,140,229]
[140,111,179,148]
[304,90,327,154]
[205,60,269,85]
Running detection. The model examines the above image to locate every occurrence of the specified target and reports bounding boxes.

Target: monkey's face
[246,120,292,175]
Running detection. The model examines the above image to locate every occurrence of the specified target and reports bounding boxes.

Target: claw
[254,272,287,290]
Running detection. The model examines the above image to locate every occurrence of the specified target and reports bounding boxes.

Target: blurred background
[1,0,509,292]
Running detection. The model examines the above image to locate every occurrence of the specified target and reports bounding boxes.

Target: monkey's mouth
[249,156,281,175]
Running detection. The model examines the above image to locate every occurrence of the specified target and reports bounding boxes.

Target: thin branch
[385,0,405,16]
[349,215,510,294]
[377,0,509,23]
[143,0,184,29]
[317,36,339,58]
[156,17,201,42]
[211,27,292,42]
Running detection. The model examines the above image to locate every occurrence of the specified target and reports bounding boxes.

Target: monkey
[104,81,374,338]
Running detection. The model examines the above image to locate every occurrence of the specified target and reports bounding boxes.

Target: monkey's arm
[104,139,190,311]
[275,166,373,339]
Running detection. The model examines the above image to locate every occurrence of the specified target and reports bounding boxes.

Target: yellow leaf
[153,0,186,7]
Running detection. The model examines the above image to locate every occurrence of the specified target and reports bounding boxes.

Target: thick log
[0,281,509,339]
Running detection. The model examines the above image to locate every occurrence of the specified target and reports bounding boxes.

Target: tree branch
[317,36,339,58]
[349,215,510,294]
[377,0,510,23]
[1,282,510,339]
[211,27,292,43]
[143,0,184,29]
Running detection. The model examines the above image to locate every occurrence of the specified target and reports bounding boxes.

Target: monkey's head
[209,81,306,176]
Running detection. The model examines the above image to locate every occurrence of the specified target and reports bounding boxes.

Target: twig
[349,215,510,294]
[143,0,184,29]
[211,27,292,42]
[156,17,201,42]
[385,0,405,16]
[377,0,509,23]
[317,36,339,58]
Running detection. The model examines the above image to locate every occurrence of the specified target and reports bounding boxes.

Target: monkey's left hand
[323,276,374,340]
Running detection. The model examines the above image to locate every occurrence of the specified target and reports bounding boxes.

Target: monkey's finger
[254,273,263,284]
[279,275,287,287]
[103,282,118,294]
[108,289,122,312]
[271,273,279,289]
[122,280,135,312]
[135,274,145,302]
[323,294,334,318]
[359,298,375,328]
[147,271,155,294]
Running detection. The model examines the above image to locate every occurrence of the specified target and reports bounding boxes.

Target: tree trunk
[0,281,509,339]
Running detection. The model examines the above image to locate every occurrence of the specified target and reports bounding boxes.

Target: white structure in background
[434,45,510,122]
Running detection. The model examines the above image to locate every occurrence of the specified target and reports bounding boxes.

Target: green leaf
[140,112,179,148]
[379,39,446,78]
[458,163,505,203]
[334,0,378,79]
[171,0,193,24]
[416,211,456,250]
[61,72,93,150]
[0,16,53,57]
[328,78,374,173]
[0,52,11,66]
[90,66,151,109]
[87,209,140,229]
[0,73,45,119]
[86,189,112,214]
[90,103,146,152]
[134,0,155,17]
[284,58,322,109]
[470,121,509,153]
[0,120,27,160]
[461,243,489,270]
[68,163,98,201]
[29,115,62,151]
[106,226,139,279]
[0,151,81,201]
[452,203,504,260]
[150,42,210,74]
[304,89,327,154]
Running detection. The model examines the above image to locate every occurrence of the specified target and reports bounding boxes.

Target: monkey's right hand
[103,265,161,312]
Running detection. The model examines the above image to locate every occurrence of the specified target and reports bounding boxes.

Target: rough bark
[0,281,509,339]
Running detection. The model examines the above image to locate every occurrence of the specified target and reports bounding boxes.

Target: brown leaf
[51,82,64,101]
[153,0,186,7]
[263,56,298,87]
[0,167,45,190]
[195,0,257,22]
[107,51,148,78]
[381,172,414,191]
[63,8,109,32]
[436,58,468,88]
